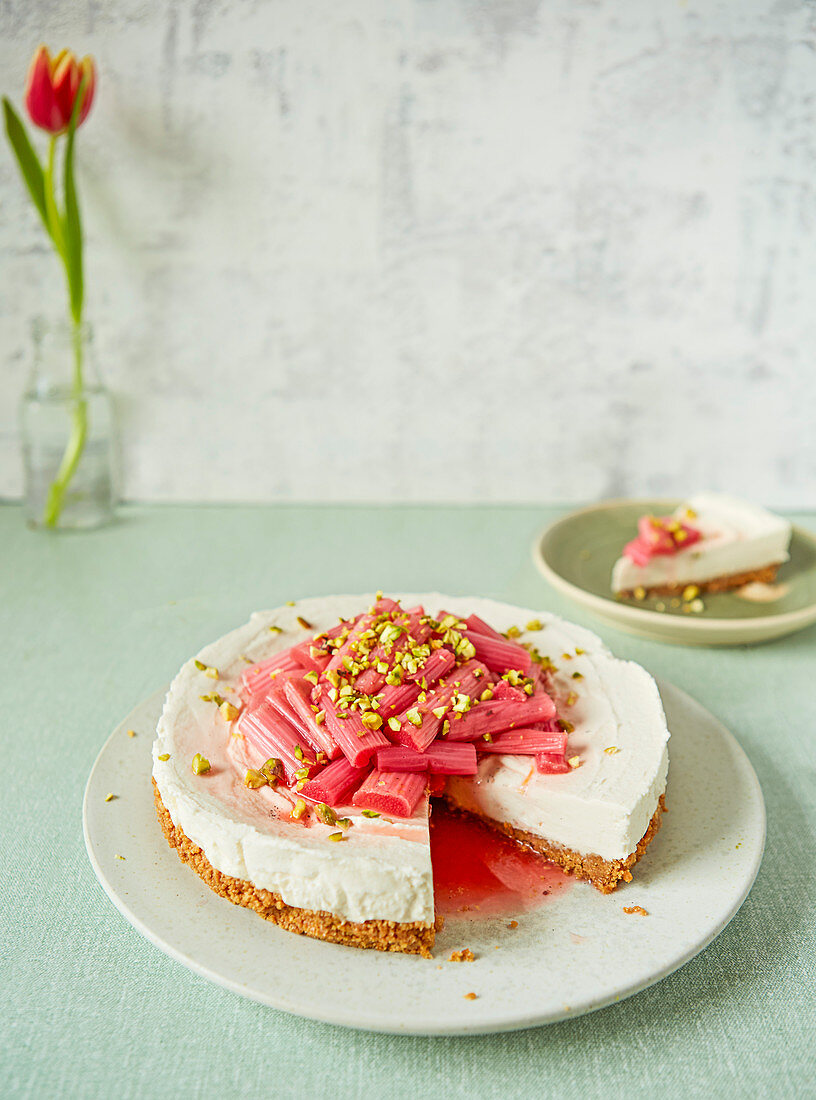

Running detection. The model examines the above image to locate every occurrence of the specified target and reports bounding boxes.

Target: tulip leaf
[62,76,87,324]
[2,96,52,238]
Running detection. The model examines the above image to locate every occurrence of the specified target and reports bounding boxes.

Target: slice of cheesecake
[611,493,791,598]
[152,594,670,956]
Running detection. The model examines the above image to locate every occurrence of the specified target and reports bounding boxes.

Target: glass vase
[20,317,116,530]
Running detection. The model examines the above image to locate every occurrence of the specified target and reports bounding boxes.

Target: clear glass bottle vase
[20,317,116,530]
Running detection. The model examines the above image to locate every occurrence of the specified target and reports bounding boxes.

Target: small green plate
[533,499,816,645]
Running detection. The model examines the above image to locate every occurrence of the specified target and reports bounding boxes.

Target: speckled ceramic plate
[533,500,816,645]
[83,678,764,1035]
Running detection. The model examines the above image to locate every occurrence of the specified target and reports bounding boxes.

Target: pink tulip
[24,45,96,135]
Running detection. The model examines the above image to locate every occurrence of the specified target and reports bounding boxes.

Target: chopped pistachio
[558,719,574,734]
[219,700,240,722]
[388,717,401,732]
[479,687,494,702]
[604,745,620,755]
[191,753,210,775]
[158,753,170,762]
[561,652,573,661]
[315,710,326,726]
[296,779,308,791]
[328,831,346,842]
[294,767,310,780]
[285,601,296,606]
[194,659,219,679]
[315,803,337,826]
[568,756,582,769]
[268,625,283,635]
[127,729,136,738]
[634,586,647,601]
[115,854,126,861]
[406,707,423,727]
[566,692,577,707]
[244,769,267,789]
[296,615,312,630]
[361,711,383,731]
[571,671,583,680]
[441,720,450,737]
[261,758,283,784]
[574,647,585,655]
[294,744,304,760]
[291,798,307,820]
[505,625,521,639]
[336,817,352,829]
[104,793,115,802]
[361,809,380,818]
[526,619,542,632]
[482,732,493,742]
[682,585,700,602]
[432,706,448,719]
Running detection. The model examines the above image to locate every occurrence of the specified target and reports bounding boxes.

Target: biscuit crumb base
[617,564,778,599]
[442,794,666,894]
[153,780,438,957]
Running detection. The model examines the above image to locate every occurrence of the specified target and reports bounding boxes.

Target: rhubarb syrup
[430,803,571,917]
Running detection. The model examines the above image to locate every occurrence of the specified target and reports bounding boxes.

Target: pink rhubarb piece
[316,687,390,767]
[241,651,303,696]
[464,630,532,675]
[351,769,426,818]
[299,757,369,805]
[238,701,318,784]
[375,742,478,775]
[536,752,571,774]
[283,677,342,759]
[477,729,568,755]
[445,692,556,741]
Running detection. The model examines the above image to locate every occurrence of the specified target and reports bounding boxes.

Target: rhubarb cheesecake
[152,594,670,957]
[612,493,791,599]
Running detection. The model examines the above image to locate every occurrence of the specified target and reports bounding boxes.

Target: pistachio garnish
[191,753,211,775]
[127,729,136,738]
[219,700,240,722]
[361,711,383,731]
[387,717,401,732]
[604,746,620,755]
[568,756,582,768]
[328,831,346,842]
[158,753,170,762]
[261,758,283,784]
[291,798,307,820]
[571,671,583,680]
[294,744,304,760]
[285,601,296,606]
[361,809,380,818]
[406,707,422,727]
[268,624,283,634]
[314,711,326,726]
[104,793,115,802]
[315,803,337,826]
[526,619,542,632]
[244,769,267,788]
[194,659,219,679]
[296,615,312,630]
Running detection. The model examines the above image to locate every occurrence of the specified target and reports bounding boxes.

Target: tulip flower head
[24,45,96,134]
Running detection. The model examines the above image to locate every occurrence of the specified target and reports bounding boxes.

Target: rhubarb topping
[232,597,575,819]
[623,513,702,566]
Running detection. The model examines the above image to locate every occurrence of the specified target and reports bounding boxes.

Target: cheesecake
[152,594,670,956]
[611,493,791,598]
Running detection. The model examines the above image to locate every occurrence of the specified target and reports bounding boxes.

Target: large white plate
[532,499,816,645]
[84,680,764,1035]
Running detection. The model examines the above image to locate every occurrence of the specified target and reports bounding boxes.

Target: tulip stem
[44,135,66,259]
[40,132,88,528]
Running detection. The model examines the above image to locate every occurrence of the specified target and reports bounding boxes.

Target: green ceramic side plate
[533,500,816,645]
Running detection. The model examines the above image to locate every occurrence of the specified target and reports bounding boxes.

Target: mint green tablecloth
[2,504,815,1099]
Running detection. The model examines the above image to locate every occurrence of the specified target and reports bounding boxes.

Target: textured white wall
[1,0,815,505]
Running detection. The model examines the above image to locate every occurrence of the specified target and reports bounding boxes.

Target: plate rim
[532,498,816,640]
[83,678,766,1035]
